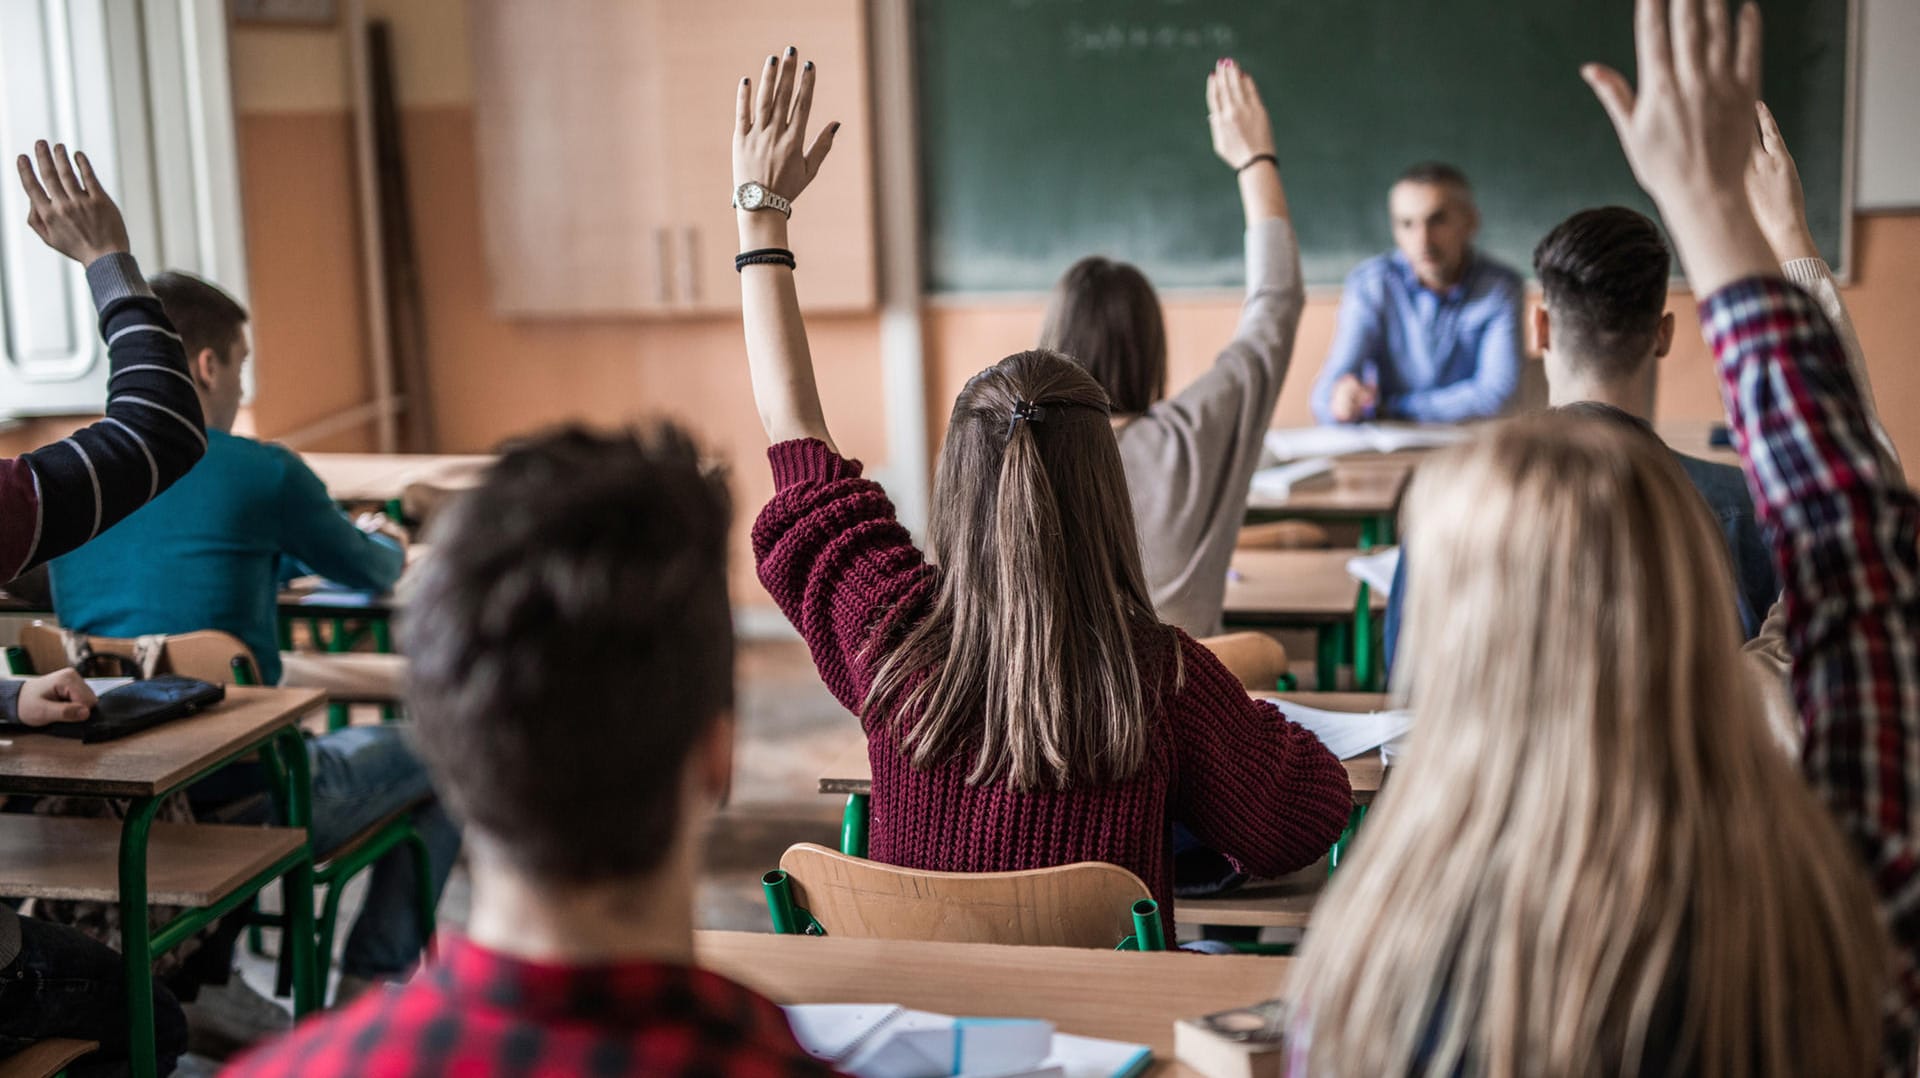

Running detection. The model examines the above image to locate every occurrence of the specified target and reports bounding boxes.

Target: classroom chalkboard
[917,1,1851,293]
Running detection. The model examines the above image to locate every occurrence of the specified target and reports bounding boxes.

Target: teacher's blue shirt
[1311,249,1525,424]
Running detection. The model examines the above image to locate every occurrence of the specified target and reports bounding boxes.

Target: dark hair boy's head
[401,422,734,883]
[1396,161,1472,195]
[149,271,248,363]
[1039,256,1167,415]
[1533,207,1672,379]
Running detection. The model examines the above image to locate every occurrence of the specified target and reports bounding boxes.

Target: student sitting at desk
[1383,206,1781,671]
[0,141,206,1077]
[226,425,838,1078]
[737,50,1351,933]
[45,272,458,1030]
[1291,3,1910,1070]
[1038,59,1301,637]
[1310,163,1523,426]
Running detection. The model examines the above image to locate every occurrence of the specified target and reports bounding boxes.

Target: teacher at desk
[1311,162,1524,425]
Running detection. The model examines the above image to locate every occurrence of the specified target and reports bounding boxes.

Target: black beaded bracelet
[1236,153,1279,175]
[735,247,797,272]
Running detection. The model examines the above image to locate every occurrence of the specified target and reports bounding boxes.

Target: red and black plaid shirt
[220,935,840,1077]
[1704,278,1920,1072]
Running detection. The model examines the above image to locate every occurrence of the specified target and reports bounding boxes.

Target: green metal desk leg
[117,797,164,1078]
[1353,583,1377,691]
[262,729,320,1014]
[1328,803,1369,874]
[840,794,870,858]
[371,619,398,723]
[1359,516,1380,552]
[1315,626,1340,691]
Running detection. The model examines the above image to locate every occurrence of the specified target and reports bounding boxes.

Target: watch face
[738,183,766,210]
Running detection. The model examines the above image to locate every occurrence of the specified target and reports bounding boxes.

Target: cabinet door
[655,0,877,315]
[470,0,674,315]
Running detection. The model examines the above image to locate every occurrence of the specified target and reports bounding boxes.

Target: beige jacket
[1117,218,1305,636]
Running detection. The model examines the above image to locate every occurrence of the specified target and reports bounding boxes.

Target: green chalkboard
[917,1,1850,293]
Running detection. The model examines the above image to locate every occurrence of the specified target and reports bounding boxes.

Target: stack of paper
[784,1003,1151,1078]
[1248,457,1336,503]
[1262,424,1468,463]
[1273,701,1413,760]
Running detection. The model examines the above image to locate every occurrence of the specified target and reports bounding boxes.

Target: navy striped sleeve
[0,254,207,580]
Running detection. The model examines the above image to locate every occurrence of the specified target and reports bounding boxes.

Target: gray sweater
[1118,218,1305,636]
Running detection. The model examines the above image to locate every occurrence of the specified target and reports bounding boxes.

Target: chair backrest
[1197,631,1291,691]
[775,842,1153,950]
[16,623,260,685]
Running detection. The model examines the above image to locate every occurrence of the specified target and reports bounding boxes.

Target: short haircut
[400,423,734,883]
[1533,207,1672,380]
[1396,161,1472,195]
[1039,257,1167,415]
[149,272,248,363]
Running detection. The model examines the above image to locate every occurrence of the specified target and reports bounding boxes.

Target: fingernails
[1224,57,1235,67]
[804,60,814,71]
[829,122,841,134]
[766,54,776,64]
[785,45,796,57]
[741,77,750,85]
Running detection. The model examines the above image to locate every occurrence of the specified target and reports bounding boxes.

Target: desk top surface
[0,687,324,797]
[1224,548,1390,624]
[695,929,1287,1071]
[1246,452,1417,516]
[302,452,494,503]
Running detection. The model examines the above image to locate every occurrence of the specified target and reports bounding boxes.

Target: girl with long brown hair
[730,50,1352,927]
[1288,1,1909,1072]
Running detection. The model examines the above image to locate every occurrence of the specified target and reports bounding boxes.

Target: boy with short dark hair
[224,423,836,1078]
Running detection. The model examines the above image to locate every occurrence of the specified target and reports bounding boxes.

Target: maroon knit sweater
[753,439,1353,928]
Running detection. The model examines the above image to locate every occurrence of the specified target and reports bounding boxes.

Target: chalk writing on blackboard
[1065,21,1238,55]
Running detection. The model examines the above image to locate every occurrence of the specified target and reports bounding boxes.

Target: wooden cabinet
[470,0,876,317]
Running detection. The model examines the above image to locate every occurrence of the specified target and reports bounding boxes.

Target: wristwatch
[732,180,792,219]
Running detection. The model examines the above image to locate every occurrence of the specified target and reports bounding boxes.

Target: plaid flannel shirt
[220,935,839,1078]
[1704,278,1920,1072]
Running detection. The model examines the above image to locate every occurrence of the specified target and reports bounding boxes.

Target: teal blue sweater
[50,430,403,684]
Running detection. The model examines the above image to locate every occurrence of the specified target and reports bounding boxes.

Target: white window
[0,0,245,418]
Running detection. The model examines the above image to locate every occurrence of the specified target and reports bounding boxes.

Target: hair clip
[1007,400,1047,437]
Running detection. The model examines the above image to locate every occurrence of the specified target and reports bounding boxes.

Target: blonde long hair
[864,350,1176,791]
[1288,415,1885,1077]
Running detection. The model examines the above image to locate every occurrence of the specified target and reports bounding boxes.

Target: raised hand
[1581,0,1777,295]
[16,668,97,727]
[15,141,130,265]
[1745,102,1819,263]
[734,47,838,208]
[1207,58,1275,171]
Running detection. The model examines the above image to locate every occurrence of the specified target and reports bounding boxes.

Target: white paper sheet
[1274,701,1414,760]
[1263,424,1469,463]
[1345,548,1401,595]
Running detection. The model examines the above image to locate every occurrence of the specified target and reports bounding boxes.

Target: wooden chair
[0,1038,98,1078]
[7,625,435,1008]
[764,843,1165,951]
[1235,520,1332,550]
[1196,632,1293,692]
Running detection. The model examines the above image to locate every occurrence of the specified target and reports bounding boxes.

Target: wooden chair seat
[0,1039,98,1078]
[1196,632,1291,691]
[278,652,407,704]
[1177,858,1329,929]
[1236,520,1333,550]
[0,815,304,906]
[776,843,1151,950]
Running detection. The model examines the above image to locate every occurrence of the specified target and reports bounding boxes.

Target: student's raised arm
[3,143,205,581]
[734,48,840,453]
[1588,0,1920,1064]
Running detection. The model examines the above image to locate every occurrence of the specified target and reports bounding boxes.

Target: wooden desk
[0,687,322,798]
[1224,549,1390,690]
[0,688,326,1077]
[301,452,492,508]
[1244,453,1417,543]
[696,930,1287,1073]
